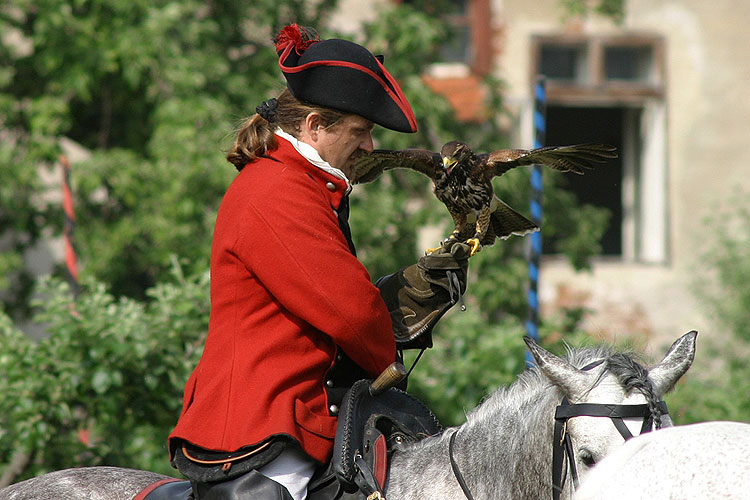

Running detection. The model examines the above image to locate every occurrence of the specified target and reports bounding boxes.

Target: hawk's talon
[424,245,442,255]
[425,234,459,254]
[466,238,481,256]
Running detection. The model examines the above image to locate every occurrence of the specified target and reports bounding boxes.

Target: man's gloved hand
[376,241,470,350]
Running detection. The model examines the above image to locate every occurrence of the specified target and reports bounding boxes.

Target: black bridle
[448,359,670,500]
[549,358,669,500]
[551,396,669,500]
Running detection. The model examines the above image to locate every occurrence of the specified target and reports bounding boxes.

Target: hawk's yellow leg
[425,212,466,254]
[465,206,491,256]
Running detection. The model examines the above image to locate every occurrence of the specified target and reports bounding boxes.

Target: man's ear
[304,112,322,133]
[298,112,321,145]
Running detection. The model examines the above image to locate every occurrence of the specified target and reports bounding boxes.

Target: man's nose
[360,132,374,153]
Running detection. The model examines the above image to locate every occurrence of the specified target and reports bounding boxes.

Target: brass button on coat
[326,182,336,191]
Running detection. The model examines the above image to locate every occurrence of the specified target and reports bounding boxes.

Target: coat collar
[274,129,352,195]
[267,134,351,210]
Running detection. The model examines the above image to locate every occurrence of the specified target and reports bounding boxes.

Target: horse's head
[525,331,697,496]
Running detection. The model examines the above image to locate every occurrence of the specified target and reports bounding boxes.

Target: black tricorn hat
[275,24,417,133]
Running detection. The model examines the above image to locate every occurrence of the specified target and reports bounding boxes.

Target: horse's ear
[648,330,698,397]
[524,336,595,400]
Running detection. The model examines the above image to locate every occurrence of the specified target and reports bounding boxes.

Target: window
[440,0,472,64]
[539,43,587,82]
[531,35,665,101]
[433,0,492,75]
[412,0,493,122]
[530,35,667,263]
[604,45,655,82]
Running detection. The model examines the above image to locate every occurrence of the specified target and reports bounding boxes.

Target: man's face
[315,114,374,177]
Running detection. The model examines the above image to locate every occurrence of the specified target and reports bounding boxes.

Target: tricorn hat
[275,24,418,133]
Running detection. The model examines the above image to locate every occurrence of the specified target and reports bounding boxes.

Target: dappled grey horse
[0,332,697,500]
[574,420,750,500]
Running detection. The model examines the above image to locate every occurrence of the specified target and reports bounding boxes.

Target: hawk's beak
[443,156,457,175]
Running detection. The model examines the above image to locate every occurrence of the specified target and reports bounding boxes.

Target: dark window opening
[544,106,625,256]
[539,44,587,82]
[604,45,654,82]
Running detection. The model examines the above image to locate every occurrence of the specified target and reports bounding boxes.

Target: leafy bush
[0,261,209,479]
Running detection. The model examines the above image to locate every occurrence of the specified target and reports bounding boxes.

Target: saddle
[135,381,441,500]
[309,379,442,500]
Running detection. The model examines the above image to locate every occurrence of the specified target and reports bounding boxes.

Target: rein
[449,429,475,500]
[447,359,670,500]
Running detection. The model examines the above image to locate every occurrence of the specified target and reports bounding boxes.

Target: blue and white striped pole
[526,77,546,364]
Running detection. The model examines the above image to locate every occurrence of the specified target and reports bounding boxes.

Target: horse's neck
[456,377,561,498]
[388,372,562,500]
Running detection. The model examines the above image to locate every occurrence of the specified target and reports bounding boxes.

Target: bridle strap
[449,429,476,500]
[610,417,634,440]
[551,398,669,500]
[555,401,669,420]
[552,418,569,500]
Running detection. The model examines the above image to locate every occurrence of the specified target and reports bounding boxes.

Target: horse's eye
[579,449,597,467]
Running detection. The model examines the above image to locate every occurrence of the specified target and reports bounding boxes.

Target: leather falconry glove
[376,241,470,350]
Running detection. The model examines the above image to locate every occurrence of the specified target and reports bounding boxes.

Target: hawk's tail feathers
[492,199,539,241]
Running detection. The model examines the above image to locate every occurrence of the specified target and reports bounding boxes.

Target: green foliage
[404,313,529,425]
[0,262,208,479]
[664,188,750,423]
[666,345,750,424]
[694,189,750,342]
[543,173,610,270]
[0,0,338,303]
[404,308,609,426]
[559,0,625,24]
[0,130,58,316]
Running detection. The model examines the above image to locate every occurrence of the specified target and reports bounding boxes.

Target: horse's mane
[604,353,663,428]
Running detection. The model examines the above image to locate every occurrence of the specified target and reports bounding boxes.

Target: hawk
[351,142,617,256]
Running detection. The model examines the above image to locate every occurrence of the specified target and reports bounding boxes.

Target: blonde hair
[226,88,346,171]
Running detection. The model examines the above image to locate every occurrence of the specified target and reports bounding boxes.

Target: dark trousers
[191,469,294,500]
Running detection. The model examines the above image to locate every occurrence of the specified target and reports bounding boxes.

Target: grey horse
[0,332,697,500]
[573,420,750,499]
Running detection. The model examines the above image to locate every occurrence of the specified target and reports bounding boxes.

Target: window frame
[528,33,669,264]
[530,34,665,106]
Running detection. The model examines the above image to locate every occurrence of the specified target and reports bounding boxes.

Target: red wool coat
[169,137,396,464]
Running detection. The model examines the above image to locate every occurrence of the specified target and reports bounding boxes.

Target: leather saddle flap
[331,379,442,490]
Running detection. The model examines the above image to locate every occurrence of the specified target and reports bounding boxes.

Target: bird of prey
[351,142,617,256]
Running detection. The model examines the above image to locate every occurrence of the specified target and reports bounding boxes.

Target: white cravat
[275,128,352,194]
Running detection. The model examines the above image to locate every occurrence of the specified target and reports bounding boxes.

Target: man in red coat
[168,24,469,500]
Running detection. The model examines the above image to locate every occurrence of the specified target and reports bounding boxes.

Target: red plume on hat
[274,23,417,133]
[274,23,320,55]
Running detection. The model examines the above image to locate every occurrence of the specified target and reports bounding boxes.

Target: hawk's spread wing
[480,144,618,178]
[351,149,441,184]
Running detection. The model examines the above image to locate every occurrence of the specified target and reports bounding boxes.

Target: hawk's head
[440,141,472,175]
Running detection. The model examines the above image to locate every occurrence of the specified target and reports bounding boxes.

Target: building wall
[496,0,750,353]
